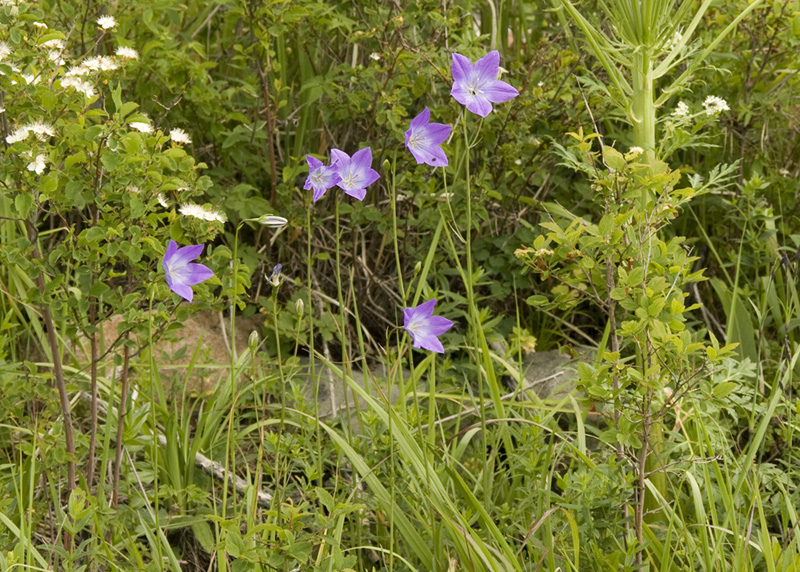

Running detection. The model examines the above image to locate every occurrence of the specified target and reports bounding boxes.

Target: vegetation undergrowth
[0,0,798,571]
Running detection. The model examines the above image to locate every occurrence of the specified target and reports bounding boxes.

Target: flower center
[342,172,357,188]
[408,132,422,148]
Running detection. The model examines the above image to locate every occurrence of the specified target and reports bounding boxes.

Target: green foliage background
[1,0,799,570]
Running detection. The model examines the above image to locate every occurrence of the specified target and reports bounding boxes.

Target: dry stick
[604,198,630,549]
[86,292,99,489]
[255,36,278,205]
[111,344,130,510]
[155,435,274,508]
[27,223,75,550]
[81,386,274,511]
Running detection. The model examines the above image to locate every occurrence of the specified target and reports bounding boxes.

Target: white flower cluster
[703,95,730,116]
[6,120,56,143]
[0,41,11,62]
[179,203,226,224]
[672,101,690,118]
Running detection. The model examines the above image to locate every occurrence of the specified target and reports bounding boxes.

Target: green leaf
[14,193,34,218]
[712,381,738,399]
[602,145,626,172]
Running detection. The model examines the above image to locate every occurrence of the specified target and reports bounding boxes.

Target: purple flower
[162,240,214,302]
[304,155,340,202]
[405,108,452,167]
[403,298,454,354]
[331,147,380,201]
[451,50,519,117]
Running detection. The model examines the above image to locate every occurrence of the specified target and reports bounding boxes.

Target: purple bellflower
[162,240,214,302]
[451,50,519,117]
[405,108,452,167]
[331,147,380,201]
[403,298,454,354]
[304,155,340,202]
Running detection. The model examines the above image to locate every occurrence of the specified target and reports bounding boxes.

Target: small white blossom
[126,185,140,193]
[42,39,65,50]
[672,101,690,118]
[115,46,138,60]
[22,73,40,85]
[28,120,55,140]
[703,95,730,116]
[33,22,47,29]
[6,126,29,144]
[666,31,682,52]
[62,76,96,97]
[0,42,10,61]
[27,154,47,175]
[129,121,152,133]
[47,51,65,64]
[96,15,116,30]
[157,193,169,208]
[65,64,90,77]
[169,128,191,145]
[369,52,381,61]
[179,203,226,223]
[628,146,644,156]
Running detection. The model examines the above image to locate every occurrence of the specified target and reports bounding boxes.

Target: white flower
[27,120,55,140]
[96,15,116,30]
[62,76,96,97]
[628,146,644,156]
[22,73,40,85]
[42,39,65,50]
[169,128,191,145]
[179,203,226,223]
[672,101,690,118]
[47,51,65,64]
[703,95,730,116]
[27,154,47,175]
[115,46,138,60]
[129,121,152,133]
[0,42,10,61]
[666,31,682,52]
[157,193,169,208]
[65,64,90,77]
[369,52,380,61]
[33,22,47,29]
[6,126,29,144]
[126,185,140,193]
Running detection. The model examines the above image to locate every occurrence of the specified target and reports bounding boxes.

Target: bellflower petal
[332,147,380,200]
[450,50,519,117]
[162,240,214,302]
[403,298,454,353]
[405,108,452,167]
[304,155,341,202]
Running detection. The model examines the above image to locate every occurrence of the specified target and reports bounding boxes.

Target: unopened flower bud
[295,298,304,318]
[382,159,390,172]
[255,214,288,228]
[248,330,259,352]
[268,263,282,287]
[414,261,421,275]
